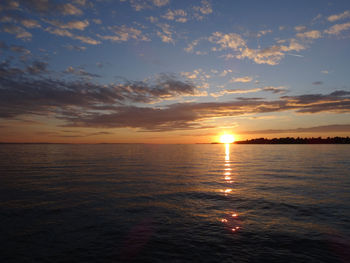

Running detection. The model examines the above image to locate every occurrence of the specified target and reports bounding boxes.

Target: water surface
[0,144,349,262]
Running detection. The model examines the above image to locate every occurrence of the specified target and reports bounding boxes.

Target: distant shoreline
[1,137,350,144]
[231,136,350,144]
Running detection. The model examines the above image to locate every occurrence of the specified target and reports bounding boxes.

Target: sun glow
[220,134,235,144]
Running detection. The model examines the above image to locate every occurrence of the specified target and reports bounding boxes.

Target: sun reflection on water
[219,143,242,233]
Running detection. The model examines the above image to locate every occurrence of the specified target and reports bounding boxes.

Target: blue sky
[1,0,350,143]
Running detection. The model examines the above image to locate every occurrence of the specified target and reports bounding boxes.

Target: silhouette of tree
[235,137,350,144]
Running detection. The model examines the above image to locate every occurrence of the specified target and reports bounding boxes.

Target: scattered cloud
[296,30,321,39]
[211,86,288,97]
[219,69,232,77]
[121,0,169,11]
[92,19,102,24]
[98,25,150,42]
[73,0,88,6]
[26,60,48,74]
[45,19,90,30]
[64,44,86,51]
[294,25,307,32]
[262,86,288,94]
[17,0,83,16]
[0,42,31,55]
[208,31,306,65]
[193,0,212,20]
[156,23,174,43]
[230,76,253,83]
[46,27,100,45]
[257,29,272,38]
[312,14,322,23]
[64,66,101,78]
[152,0,170,7]
[21,19,41,28]
[60,3,83,15]
[209,32,245,51]
[327,10,350,22]
[74,35,100,45]
[324,22,350,35]
[1,24,32,39]
[184,39,201,53]
[211,88,261,97]
[162,9,187,23]
[0,12,43,30]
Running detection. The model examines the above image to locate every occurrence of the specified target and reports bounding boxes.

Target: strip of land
[234,137,350,144]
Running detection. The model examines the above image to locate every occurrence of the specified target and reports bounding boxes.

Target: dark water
[0,144,350,262]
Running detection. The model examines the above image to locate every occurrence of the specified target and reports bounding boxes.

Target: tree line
[235,137,350,144]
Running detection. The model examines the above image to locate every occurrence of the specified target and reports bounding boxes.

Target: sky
[1,0,350,143]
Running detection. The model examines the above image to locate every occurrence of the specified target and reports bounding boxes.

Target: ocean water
[0,144,350,262]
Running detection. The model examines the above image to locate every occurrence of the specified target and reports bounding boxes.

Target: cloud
[92,19,102,24]
[46,19,89,30]
[262,86,288,94]
[121,0,169,11]
[257,29,272,38]
[17,0,83,16]
[64,44,86,51]
[294,25,307,32]
[156,23,174,43]
[219,69,232,77]
[0,42,31,55]
[1,24,32,39]
[0,63,206,120]
[21,19,41,28]
[230,76,253,83]
[280,91,350,113]
[1,13,42,29]
[207,31,306,65]
[98,25,150,42]
[184,39,201,53]
[327,10,350,22]
[60,3,83,15]
[45,27,100,45]
[1,62,350,132]
[74,35,100,45]
[324,22,350,35]
[73,0,87,6]
[209,32,245,50]
[211,86,287,98]
[26,60,48,74]
[211,88,261,97]
[67,90,350,131]
[312,81,323,85]
[162,9,187,23]
[181,69,211,82]
[64,66,101,78]
[193,0,212,20]
[45,27,73,37]
[321,70,329,74]
[181,71,198,80]
[296,30,321,39]
[241,124,350,135]
[152,0,169,7]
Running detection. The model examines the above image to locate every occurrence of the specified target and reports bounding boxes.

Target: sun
[220,134,235,144]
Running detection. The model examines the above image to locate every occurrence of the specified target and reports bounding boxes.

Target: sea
[0,144,349,262]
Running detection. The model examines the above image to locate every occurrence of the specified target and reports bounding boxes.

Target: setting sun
[220,134,235,144]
